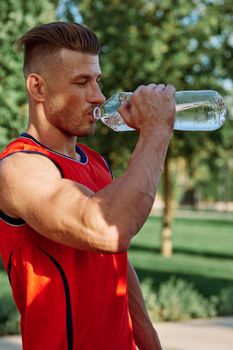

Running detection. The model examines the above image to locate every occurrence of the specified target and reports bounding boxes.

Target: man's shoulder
[0,150,60,186]
[0,135,59,176]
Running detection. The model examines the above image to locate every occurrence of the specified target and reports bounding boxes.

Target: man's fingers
[118,99,131,118]
[132,83,176,101]
[156,84,166,91]
[164,84,176,97]
[147,83,157,90]
[134,85,146,94]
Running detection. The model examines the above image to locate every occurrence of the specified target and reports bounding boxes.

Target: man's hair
[15,22,101,77]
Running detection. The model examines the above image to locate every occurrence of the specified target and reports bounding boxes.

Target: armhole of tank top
[0,211,25,226]
[101,156,114,179]
[0,150,64,226]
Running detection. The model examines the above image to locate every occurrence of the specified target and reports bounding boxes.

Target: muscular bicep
[0,153,117,252]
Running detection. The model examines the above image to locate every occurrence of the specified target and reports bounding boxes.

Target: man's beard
[46,103,96,137]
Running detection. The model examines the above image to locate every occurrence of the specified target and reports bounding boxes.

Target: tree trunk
[161,152,173,257]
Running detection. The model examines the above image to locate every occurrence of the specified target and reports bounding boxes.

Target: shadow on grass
[130,244,233,261]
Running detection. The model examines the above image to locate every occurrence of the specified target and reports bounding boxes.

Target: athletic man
[0,22,175,350]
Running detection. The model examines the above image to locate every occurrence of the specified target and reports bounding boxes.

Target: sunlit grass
[129,214,233,297]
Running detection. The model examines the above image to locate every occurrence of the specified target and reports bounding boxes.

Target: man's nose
[88,85,106,105]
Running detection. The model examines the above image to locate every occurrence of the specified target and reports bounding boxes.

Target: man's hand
[118,83,176,135]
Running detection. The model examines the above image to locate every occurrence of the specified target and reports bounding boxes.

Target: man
[0,22,175,350]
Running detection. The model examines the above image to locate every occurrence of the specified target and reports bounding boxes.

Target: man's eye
[76,81,87,86]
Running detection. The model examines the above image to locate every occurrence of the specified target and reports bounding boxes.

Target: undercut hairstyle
[15,22,101,77]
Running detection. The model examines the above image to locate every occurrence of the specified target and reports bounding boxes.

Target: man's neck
[26,124,80,161]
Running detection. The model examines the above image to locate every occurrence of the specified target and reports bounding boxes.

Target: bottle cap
[93,107,101,120]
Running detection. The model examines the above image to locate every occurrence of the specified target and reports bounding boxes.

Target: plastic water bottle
[93,90,226,131]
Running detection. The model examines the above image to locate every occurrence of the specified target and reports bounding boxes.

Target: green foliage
[74,0,233,199]
[1,0,232,195]
[217,286,233,316]
[0,294,20,335]
[0,271,19,335]
[142,275,233,321]
[141,277,218,321]
[0,0,56,150]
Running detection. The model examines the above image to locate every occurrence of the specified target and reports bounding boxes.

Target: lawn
[129,213,233,297]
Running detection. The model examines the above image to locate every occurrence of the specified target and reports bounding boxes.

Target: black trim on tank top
[76,145,87,163]
[20,132,87,164]
[102,156,114,179]
[38,247,74,350]
[7,250,14,285]
[0,211,25,226]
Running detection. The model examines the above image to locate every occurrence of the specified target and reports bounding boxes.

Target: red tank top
[0,133,136,350]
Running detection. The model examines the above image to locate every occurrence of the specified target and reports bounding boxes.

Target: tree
[71,0,233,256]
[0,0,56,150]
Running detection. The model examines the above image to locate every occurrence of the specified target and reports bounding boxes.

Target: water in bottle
[93,90,227,132]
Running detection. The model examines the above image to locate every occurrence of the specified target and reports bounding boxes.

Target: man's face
[43,48,105,137]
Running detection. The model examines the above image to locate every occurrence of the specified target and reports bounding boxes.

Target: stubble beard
[45,103,95,137]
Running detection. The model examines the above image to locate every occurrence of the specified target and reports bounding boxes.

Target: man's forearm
[73,85,176,252]
[128,262,162,350]
[89,128,172,250]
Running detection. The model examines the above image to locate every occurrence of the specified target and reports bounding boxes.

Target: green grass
[129,214,233,297]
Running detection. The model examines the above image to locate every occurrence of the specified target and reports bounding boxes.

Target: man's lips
[85,109,96,123]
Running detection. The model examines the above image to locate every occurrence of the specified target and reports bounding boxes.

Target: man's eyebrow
[71,73,102,80]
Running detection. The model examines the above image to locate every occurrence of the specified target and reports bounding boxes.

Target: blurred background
[0,0,233,335]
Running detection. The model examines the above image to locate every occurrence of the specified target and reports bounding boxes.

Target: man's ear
[26,74,46,102]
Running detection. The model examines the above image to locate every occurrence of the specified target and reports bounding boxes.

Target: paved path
[156,316,233,350]
[0,336,21,350]
[0,316,232,350]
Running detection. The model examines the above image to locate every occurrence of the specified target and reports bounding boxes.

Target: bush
[217,286,233,316]
[0,258,4,270]
[141,276,218,322]
[0,293,20,335]
[0,271,20,335]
